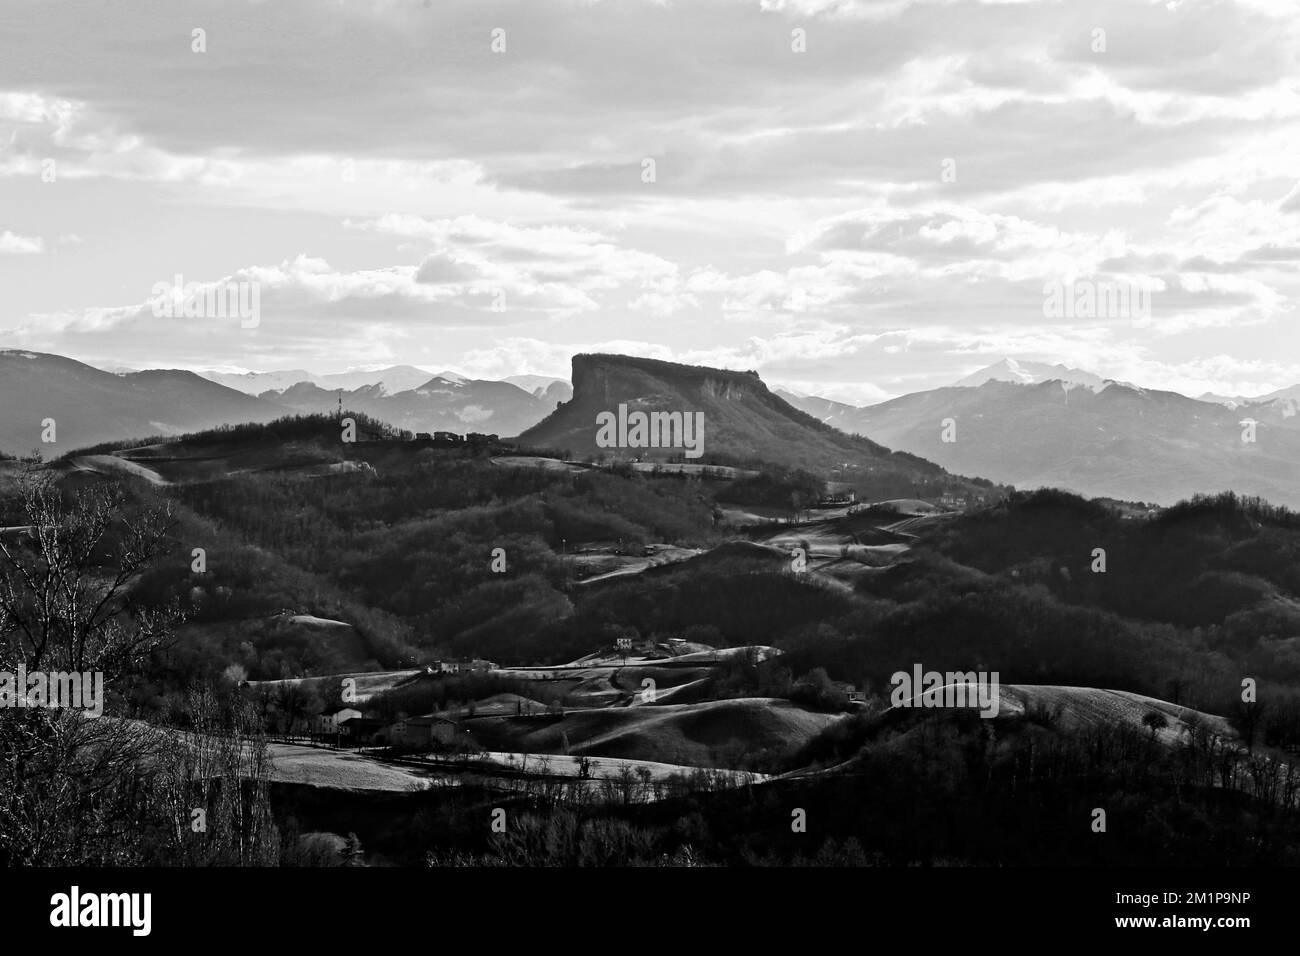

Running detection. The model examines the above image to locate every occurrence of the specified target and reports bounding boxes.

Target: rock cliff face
[518,354,987,497]
[567,354,763,407]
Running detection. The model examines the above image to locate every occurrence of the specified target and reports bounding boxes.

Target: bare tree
[1234,698,1266,752]
[275,676,312,740]
[339,832,365,867]
[0,467,176,675]
[1142,710,1168,741]
[0,468,280,865]
[152,684,280,865]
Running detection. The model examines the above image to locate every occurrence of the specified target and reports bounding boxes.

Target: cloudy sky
[1,0,1298,403]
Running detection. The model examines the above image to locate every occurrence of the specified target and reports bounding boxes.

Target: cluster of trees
[555,551,856,658]
[164,449,723,664]
[894,488,1300,747]
[425,809,703,867]
[705,655,855,714]
[403,706,1300,866]
[60,412,404,460]
[714,466,825,511]
[928,489,1300,627]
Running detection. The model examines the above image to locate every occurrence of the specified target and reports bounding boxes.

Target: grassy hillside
[463,698,843,768]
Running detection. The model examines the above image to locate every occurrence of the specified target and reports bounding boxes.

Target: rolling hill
[463,697,843,767]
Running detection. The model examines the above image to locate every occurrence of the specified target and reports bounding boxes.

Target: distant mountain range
[1197,383,1300,408]
[780,359,1300,507]
[0,350,289,453]
[503,375,574,407]
[0,351,573,454]
[950,357,1110,391]
[6,348,1300,508]
[771,359,1109,434]
[200,365,573,403]
[203,365,574,437]
[203,365,441,395]
[264,376,559,438]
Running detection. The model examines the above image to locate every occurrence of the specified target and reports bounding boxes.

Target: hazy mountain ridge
[264,375,551,437]
[0,349,563,448]
[203,365,441,395]
[1199,383,1300,410]
[0,350,291,454]
[206,366,573,432]
[774,388,866,431]
[846,379,1300,507]
[504,375,574,405]
[952,357,1109,391]
[773,358,1300,508]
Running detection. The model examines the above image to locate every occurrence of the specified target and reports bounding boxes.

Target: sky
[1,0,1298,404]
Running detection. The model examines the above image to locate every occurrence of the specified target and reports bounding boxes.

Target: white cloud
[1,0,1298,398]
[0,230,42,254]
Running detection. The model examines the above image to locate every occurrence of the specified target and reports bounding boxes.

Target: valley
[4,352,1300,868]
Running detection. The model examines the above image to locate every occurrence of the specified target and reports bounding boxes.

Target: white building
[313,707,363,736]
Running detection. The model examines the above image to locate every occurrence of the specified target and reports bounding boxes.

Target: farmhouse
[816,491,856,507]
[426,658,498,675]
[385,714,464,749]
[338,716,386,746]
[312,706,362,736]
[841,684,866,704]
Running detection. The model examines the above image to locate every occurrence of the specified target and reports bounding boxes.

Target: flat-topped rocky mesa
[517,353,995,500]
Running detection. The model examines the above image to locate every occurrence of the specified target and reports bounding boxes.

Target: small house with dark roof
[338,716,386,745]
